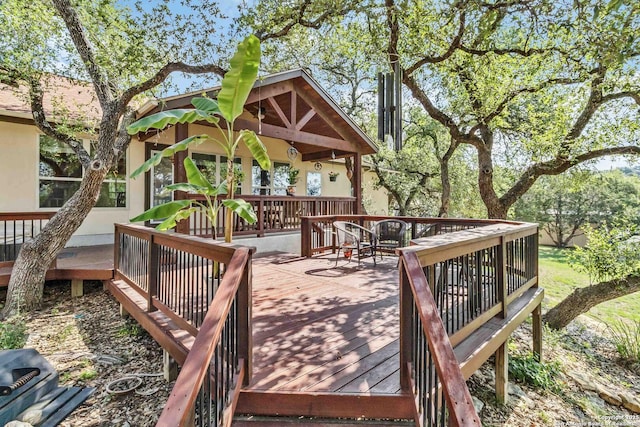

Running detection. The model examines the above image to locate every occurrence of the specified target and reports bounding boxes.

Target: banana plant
[127,35,270,242]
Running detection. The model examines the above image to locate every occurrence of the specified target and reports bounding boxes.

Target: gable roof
[0,75,101,126]
[138,69,378,160]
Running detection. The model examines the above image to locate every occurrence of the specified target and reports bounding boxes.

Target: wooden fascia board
[245,81,294,104]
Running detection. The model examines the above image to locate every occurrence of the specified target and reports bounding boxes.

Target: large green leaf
[155,207,199,231]
[217,35,261,123]
[164,182,209,194]
[184,157,215,194]
[127,109,219,135]
[191,97,220,113]
[222,198,258,224]
[240,129,270,170]
[130,135,208,179]
[130,200,192,223]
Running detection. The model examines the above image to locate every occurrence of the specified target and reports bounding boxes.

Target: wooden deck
[249,252,400,395]
[0,244,113,286]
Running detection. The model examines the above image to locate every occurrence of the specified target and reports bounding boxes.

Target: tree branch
[117,62,227,114]
[501,145,640,208]
[27,77,91,168]
[52,0,113,109]
[405,12,466,75]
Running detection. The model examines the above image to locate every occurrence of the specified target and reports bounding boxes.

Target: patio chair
[333,221,376,267]
[371,219,408,261]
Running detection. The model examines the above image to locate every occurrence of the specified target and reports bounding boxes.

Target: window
[39,136,83,208]
[91,141,127,207]
[307,172,322,196]
[39,136,128,208]
[252,161,289,195]
[192,153,242,194]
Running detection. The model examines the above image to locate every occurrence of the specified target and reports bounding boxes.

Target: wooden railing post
[301,217,311,258]
[238,250,253,385]
[497,236,507,318]
[399,257,414,391]
[258,198,265,237]
[114,225,121,275]
[148,234,159,312]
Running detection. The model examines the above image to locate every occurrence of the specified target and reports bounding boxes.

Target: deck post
[258,198,265,237]
[238,250,253,385]
[495,341,509,404]
[70,279,83,297]
[532,304,543,362]
[398,257,413,391]
[353,153,362,214]
[301,217,311,258]
[163,349,178,382]
[148,235,159,312]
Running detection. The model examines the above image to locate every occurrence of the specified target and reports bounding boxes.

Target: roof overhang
[137,69,378,161]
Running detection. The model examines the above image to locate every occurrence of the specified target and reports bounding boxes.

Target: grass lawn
[539,245,640,325]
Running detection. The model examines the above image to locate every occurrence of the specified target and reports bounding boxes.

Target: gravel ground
[2,281,173,427]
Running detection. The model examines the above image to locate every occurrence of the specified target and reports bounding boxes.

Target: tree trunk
[438,158,451,217]
[543,275,640,329]
[477,145,508,219]
[2,168,107,318]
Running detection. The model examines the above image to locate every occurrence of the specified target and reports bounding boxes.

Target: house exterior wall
[1,119,387,245]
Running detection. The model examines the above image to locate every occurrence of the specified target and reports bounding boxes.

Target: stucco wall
[1,119,388,245]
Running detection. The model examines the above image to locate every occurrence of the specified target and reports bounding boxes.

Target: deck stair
[232,415,415,426]
[0,349,94,426]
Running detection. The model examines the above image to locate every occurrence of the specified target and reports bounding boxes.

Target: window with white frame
[306,172,322,196]
[192,153,242,194]
[39,136,128,208]
[252,161,289,195]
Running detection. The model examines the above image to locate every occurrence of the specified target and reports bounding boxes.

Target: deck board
[249,253,400,395]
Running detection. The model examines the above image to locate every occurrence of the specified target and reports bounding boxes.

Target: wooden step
[236,390,415,420]
[233,415,415,426]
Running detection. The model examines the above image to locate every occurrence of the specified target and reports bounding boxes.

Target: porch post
[174,123,190,235]
[353,153,362,214]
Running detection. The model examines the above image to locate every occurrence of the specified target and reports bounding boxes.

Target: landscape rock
[472,396,485,414]
[596,385,623,406]
[621,393,640,414]
[566,371,598,392]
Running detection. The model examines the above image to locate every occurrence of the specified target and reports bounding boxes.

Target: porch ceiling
[138,69,378,161]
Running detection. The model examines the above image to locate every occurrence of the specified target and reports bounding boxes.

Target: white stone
[472,396,485,414]
[621,392,640,413]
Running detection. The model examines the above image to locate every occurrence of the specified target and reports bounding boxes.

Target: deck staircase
[232,416,415,426]
[0,349,94,426]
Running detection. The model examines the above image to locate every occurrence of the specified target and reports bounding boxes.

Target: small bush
[608,319,640,362]
[508,353,562,393]
[117,320,144,338]
[0,318,27,349]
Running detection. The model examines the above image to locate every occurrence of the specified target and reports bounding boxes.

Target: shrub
[607,319,640,362]
[508,353,562,393]
[0,317,27,349]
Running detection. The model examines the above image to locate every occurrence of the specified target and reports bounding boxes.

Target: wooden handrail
[401,251,481,426]
[157,248,251,427]
[0,212,56,221]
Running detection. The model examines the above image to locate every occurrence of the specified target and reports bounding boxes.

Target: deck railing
[0,212,55,267]
[114,224,252,426]
[300,215,497,257]
[185,195,355,238]
[156,247,252,427]
[398,222,538,426]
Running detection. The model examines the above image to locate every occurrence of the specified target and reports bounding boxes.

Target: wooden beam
[267,96,291,128]
[301,149,353,162]
[353,153,362,214]
[71,279,83,298]
[294,87,353,144]
[290,91,297,128]
[234,118,359,153]
[245,81,294,104]
[295,109,316,131]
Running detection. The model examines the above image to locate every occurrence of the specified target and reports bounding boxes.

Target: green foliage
[128,35,270,241]
[78,369,98,381]
[513,170,640,247]
[508,353,562,393]
[117,320,145,338]
[568,220,640,284]
[0,317,27,349]
[607,319,640,362]
[288,167,300,185]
